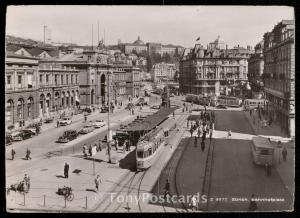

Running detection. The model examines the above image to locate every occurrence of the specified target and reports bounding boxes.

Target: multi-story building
[248,40,265,99]
[121,36,147,55]
[5,52,39,130]
[151,62,177,83]
[263,20,295,137]
[38,61,80,117]
[179,36,252,96]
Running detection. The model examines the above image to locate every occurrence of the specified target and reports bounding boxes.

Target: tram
[217,96,242,107]
[136,127,165,170]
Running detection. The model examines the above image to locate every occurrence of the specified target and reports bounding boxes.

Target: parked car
[44,117,54,123]
[92,120,106,128]
[58,117,72,126]
[79,124,95,134]
[216,105,227,109]
[119,124,128,130]
[57,130,78,143]
[150,105,160,110]
[12,130,33,141]
[25,127,37,135]
[82,107,92,114]
[5,134,13,146]
[100,105,109,113]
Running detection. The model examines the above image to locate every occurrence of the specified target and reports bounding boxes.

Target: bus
[243,99,268,111]
[217,96,242,107]
[251,136,274,166]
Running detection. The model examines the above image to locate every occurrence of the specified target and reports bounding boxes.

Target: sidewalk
[6,146,135,212]
[244,110,294,198]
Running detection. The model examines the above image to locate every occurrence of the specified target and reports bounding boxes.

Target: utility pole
[92,24,94,50]
[107,71,112,163]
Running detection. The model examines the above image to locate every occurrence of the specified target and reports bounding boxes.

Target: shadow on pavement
[119,149,136,172]
[86,188,97,193]
[56,175,66,178]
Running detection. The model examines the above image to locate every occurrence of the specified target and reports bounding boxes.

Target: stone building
[263,20,295,137]
[151,62,177,83]
[179,36,253,97]
[248,40,265,99]
[38,61,80,117]
[5,52,39,130]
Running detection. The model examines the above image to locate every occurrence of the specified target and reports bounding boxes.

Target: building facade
[121,36,147,55]
[179,37,252,97]
[263,20,295,137]
[38,61,80,117]
[5,52,39,130]
[151,62,177,83]
[248,40,265,99]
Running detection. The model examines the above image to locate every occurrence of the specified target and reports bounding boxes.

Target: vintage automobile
[100,105,109,113]
[57,130,78,143]
[58,117,72,126]
[12,130,33,141]
[78,124,94,134]
[25,127,37,135]
[44,117,54,123]
[216,104,227,109]
[150,105,160,110]
[91,120,107,128]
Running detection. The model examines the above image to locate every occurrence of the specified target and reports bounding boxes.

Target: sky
[6,6,294,48]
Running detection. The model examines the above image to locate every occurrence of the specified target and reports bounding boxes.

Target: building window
[46,74,49,83]
[55,75,58,85]
[76,75,78,84]
[71,75,73,84]
[61,75,64,84]
[6,75,11,88]
[66,75,69,84]
[18,75,22,88]
[40,75,43,83]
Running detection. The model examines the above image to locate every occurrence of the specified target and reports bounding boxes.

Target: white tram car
[136,128,166,171]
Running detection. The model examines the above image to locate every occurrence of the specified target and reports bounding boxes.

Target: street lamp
[107,70,112,164]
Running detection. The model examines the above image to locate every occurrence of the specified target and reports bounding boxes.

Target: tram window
[260,149,270,155]
[137,151,144,158]
[148,148,152,156]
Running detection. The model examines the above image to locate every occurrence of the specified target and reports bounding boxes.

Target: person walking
[189,195,198,211]
[190,128,194,138]
[11,148,16,160]
[201,141,205,152]
[26,148,31,160]
[115,139,119,151]
[88,144,92,156]
[94,175,102,193]
[209,130,213,141]
[83,144,88,157]
[24,174,30,193]
[197,128,201,138]
[97,140,102,152]
[164,179,171,199]
[64,162,69,178]
[194,136,198,147]
[248,194,258,211]
[56,120,59,128]
[282,146,287,162]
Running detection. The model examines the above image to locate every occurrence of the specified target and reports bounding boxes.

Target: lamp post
[107,70,112,164]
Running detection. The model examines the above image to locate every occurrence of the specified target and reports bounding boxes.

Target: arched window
[6,99,14,124]
[17,98,25,119]
[27,97,34,118]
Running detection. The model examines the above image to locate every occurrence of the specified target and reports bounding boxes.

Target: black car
[58,130,78,143]
[5,134,13,146]
[44,117,54,123]
[216,105,227,109]
[83,107,92,114]
[12,130,33,141]
[100,105,109,113]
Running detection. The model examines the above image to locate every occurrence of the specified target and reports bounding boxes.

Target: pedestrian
[194,136,198,147]
[88,144,92,156]
[94,175,102,192]
[24,174,30,192]
[209,130,213,141]
[84,114,87,122]
[248,194,258,211]
[123,140,126,153]
[190,128,193,138]
[64,162,69,178]
[202,130,206,142]
[83,144,88,157]
[26,148,31,160]
[57,120,59,128]
[11,148,16,160]
[36,125,40,135]
[98,140,102,152]
[228,130,232,138]
[173,111,175,118]
[115,139,119,151]
[189,195,198,211]
[282,146,287,162]
[164,179,171,199]
[197,128,201,138]
[201,141,205,152]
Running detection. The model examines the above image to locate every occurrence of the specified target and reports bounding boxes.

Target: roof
[55,53,87,62]
[126,107,177,132]
[6,51,39,60]
[252,136,274,149]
